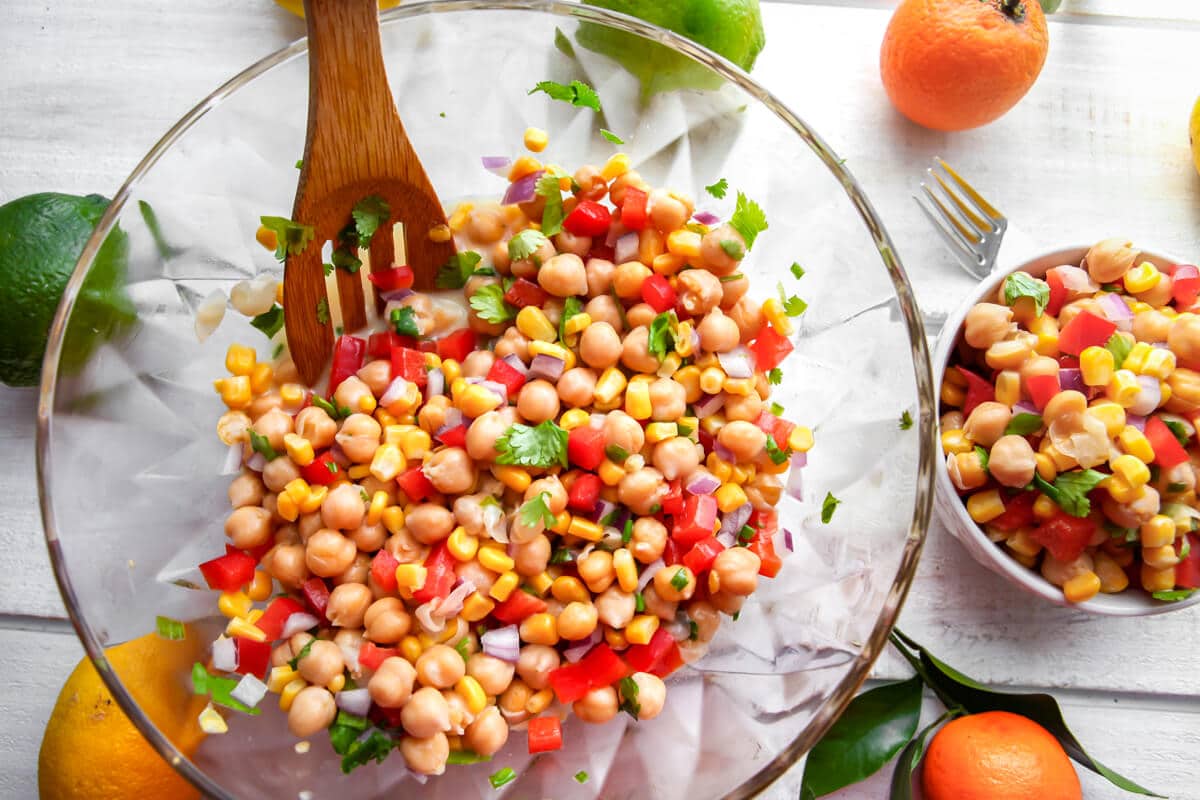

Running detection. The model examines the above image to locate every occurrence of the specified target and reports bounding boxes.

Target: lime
[577,0,766,100]
[0,193,134,387]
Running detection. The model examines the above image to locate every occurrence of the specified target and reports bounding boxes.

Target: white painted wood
[1,1,1199,798]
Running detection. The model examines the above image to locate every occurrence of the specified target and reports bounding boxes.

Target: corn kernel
[528,340,573,368]
[360,492,386,528]
[699,367,726,395]
[448,202,474,233]
[601,153,630,181]
[249,362,274,395]
[225,343,257,377]
[993,370,1021,407]
[788,426,815,453]
[346,464,371,481]
[226,617,267,642]
[461,592,496,623]
[940,380,966,408]
[1027,314,1060,357]
[1033,493,1059,520]
[508,155,543,182]
[657,353,682,378]
[454,383,501,418]
[674,365,702,402]
[1006,529,1043,557]
[1124,262,1162,293]
[489,571,521,602]
[966,489,1006,523]
[551,576,590,604]
[1087,402,1127,438]
[255,224,279,253]
[652,252,686,276]
[474,545,512,574]
[279,433,313,467]
[385,380,423,415]
[528,571,554,596]
[731,464,756,485]
[568,517,604,541]
[1141,563,1177,593]
[715,483,749,513]
[523,126,549,153]
[1123,344,1153,375]
[398,429,431,461]
[519,613,559,646]
[1093,552,1131,593]
[526,688,555,715]
[722,377,755,396]
[1033,453,1056,482]
[674,322,695,357]
[1117,425,1155,463]
[278,384,307,411]
[327,673,346,693]
[382,505,406,535]
[625,614,660,645]
[551,510,572,534]
[516,306,557,342]
[492,465,532,493]
[1079,346,1114,387]
[594,367,628,405]
[266,665,299,693]
[941,429,974,456]
[399,635,423,663]
[1111,454,1151,488]
[214,376,253,409]
[395,564,427,591]
[367,443,404,483]
[445,526,478,562]
[1140,515,1177,548]
[706,454,734,483]
[613,548,638,593]
[1102,474,1142,505]
[218,591,252,619]
[559,408,590,431]
[605,628,629,650]
[666,229,702,258]
[645,422,678,444]
[275,491,300,522]
[761,297,795,337]
[1142,348,1177,380]
[1063,571,1102,603]
[276,678,307,712]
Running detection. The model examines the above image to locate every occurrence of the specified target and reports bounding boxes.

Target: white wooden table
[2,1,1199,798]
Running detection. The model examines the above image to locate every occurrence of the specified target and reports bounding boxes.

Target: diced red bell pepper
[1057,355,1081,370]
[366,264,414,293]
[1029,511,1097,563]
[746,531,782,578]
[1173,265,1200,308]
[492,589,548,625]
[436,424,468,448]
[436,328,476,364]
[748,508,778,534]
[486,358,528,398]
[682,536,725,575]
[234,637,271,679]
[358,641,400,672]
[568,473,602,513]
[370,549,400,593]
[547,644,627,704]
[641,274,677,313]
[370,702,406,730]
[1174,533,1200,589]
[563,200,613,237]
[747,325,792,372]
[301,577,331,623]
[300,450,342,486]
[254,596,305,641]
[1057,310,1117,357]
[756,410,797,450]
[1145,416,1189,469]
[1045,269,1068,317]
[625,628,679,676]
[412,542,457,604]
[237,540,274,564]
[988,491,1038,533]
[1025,372,1060,413]
[955,366,996,417]
[673,494,719,546]
[567,425,606,471]
[588,243,615,263]
[418,339,439,354]
[396,465,436,502]
[527,716,563,754]
[368,331,413,361]
[546,663,591,704]
[661,480,684,516]
[662,538,681,567]
[390,346,428,386]
[621,187,648,232]
[327,335,367,396]
[198,550,256,592]
[503,277,549,309]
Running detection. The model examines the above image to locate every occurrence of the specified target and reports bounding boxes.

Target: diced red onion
[604,221,628,248]
[1125,413,1147,431]
[528,353,566,382]
[615,232,639,264]
[425,368,445,400]
[222,443,243,475]
[589,412,607,429]
[335,687,372,717]
[480,380,508,403]
[714,440,736,464]
[685,471,721,495]
[380,377,411,407]
[1129,376,1162,416]
[483,503,507,543]
[441,407,464,431]
[562,630,602,663]
[281,612,319,639]
[1099,293,1134,331]
[786,454,805,501]
[245,451,266,472]
[715,531,736,548]
[693,211,720,226]
[230,674,268,709]
[482,156,512,176]
[783,528,795,552]
[380,288,414,303]
[691,330,701,351]
[211,637,237,672]
[638,559,664,591]
[415,602,444,633]
[590,499,618,523]
[790,450,808,469]
[481,625,521,663]
[338,637,360,674]
[719,503,753,538]
[693,393,725,419]
[663,620,692,642]
[501,353,528,375]
[436,580,476,620]
[1051,265,1098,295]
[1013,400,1039,416]
[717,346,754,379]
[502,170,543,206]
[1059,368,1085,393]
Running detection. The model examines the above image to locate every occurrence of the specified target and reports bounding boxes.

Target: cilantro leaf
[777,282,807,317]
[250,304,284,339]
[647,311,677,361]
[287,638,315,670]
[705,178,728,199]
[669,568,689,590]
[340,730,395,774]
[248,430,279,461]
[495,421,569,468]
[575,770,589,784]
[351,195,390,244]
[1005,413,1044,436]
[729,191,768,250]
[259,216,314,261]
[519,492,558,529]
[390,306,420,338]
[821,492,841,524]
[508,228,549,263]
[790,262,805,280]
[1163,419,1191,447]
[330,242,362,274]
[765,434,790,465]
[975,446,990,473]
[328,711,369,755]
[315,297,330,324]
[899,410,914,430]
[528,79,601,112]
[605,444,629,463]
[1152,589,1196,602]
[322,261,334,276]
[1034,470,1107,518]
[771,402,785,417]
[559,296,584,343]
[1105,333,1132,369]
[720,239,745,260]
[469,284,516,325]
[535,171,566,237]
[1003,272,1050,317]
[768,367,782,385]
[191,663,261,715]
[435,250,484,289]
[600,129,625,145]
[618,675,641,719]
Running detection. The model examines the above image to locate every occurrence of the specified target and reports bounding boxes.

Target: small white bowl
[933,245,1200,616]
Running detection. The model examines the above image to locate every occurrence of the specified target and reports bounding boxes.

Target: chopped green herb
[508,228,549,263]
[155,615,185,641]
[288,638,315,670]
[738,524,755,542]
[648,503,662,514]
[271,342,285,360]
[605,444,630,463]
[718,273,744,283]
[669,567,689,591]
[1034,470,1108,518]
[899,410,914,430]
[1181,538,1192,560]
[688,620,699,640]
[634,591,645,613]
[529,79,601,111]
[250,304,284,339]
[315,297,330,325]
[495,421,569,469]
[1168,481,1190,494]
[549,548,576,565]
[312,395,349,420]
[647,311,678,361]
[1164,419,1191,447]
[294,159,304,169]
[574,770,590,784]
[1002,272,1050,317]
[1105,333,1132,370]
[324,460,339,474]
[1005,413,1044,436]
[448,750,493,765]
[732,611,740,621]
[618,675,641,719]
[329,711,369,754]
[248,430,279,461]
[335,325,343,336]
[771,402,785,416]
[469,284,517,325]
[764,434,790,465]
[340,729,394,774]
[768,368,782,385]
[191,663,261,715]
[622,517,634,544]
[390,306,420,338]
[1152,589,1196,602]
[535,170,567,237]
[821,492,841,524]
[600,128,625,145]
[704,178,728,199]
[330,242,363,274]
[729,191,768,250]
[777,282,807,317]
[720,239,745,260]
[435,250,484,289]
[975,446,990,473]
[790,262,805,280]
[322,261,334,276]
[259,216,314,261]
[351,195,391,245]
[677,422,694,437]
[519,492,558,529]
[559,296,584,344]
[455,636,471,663]
[489,767,518,789]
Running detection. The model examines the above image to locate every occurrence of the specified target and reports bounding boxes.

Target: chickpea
[557,601,599,641]
[1168,316,1200,365]
[415,644,466,689]
[642,584,677,620]
[326,582,372,629]
[536,253,588,297]
[688,600,721,642]
[363,656,417,709]
[653,437,702,480]
[453,494,487,535]
[710,548,760,596]
[292,408,334,450]
[516,644,560,690]
[613,261,652,299]
[654,565,697,602]
[619,467,667,515]
[728,296,764,342]
[674,267,722,316]
[348,521,386,553]
[417,395,451,435]
[297,639,344,686]
[466,206,505,243]
[1057,298,1101,330]
[585,294,624,331]
[298,511,324,544]
[225,505,273,550]
[270,642,294,669]
[552,228,591,258]
[1101,486,1160,529]
[249,392,285,422]
[463,706,509,757]
[287,686,337,738]
[399,505,455,547]
[318,484,363,532]
[947,451,987,492]
[250,408,293,452]
[749,472,785,509]
[355,359,392,397]
[724,392,763,422]
[648,378,687,422]
[455,559,496,595]
[517,380,561,424]
[963,402,1012,448]
[423,447,477,495]
[629,672,667,720]
[963,303,1016,350]
[1043,390,1088,423]
[385,529,426,565]
[335,413,382,463]
[697,224,744,276]
[264,543,307,588]
[709,589,746,615]
[261,493,284,525]
[988,435,1037,488]
[1137,273,1174,309]
[333,376,373,418]
[645,189,686,233]
[604,410,646,454]
[335,556,371,590]
[1130,310,1171,345]
[306,529,358,577]
[595,585,636,629]
[525,477,568,514]
[574,165,607,200]
[364,597,412,643]
[466,408,515,462]
[466,653,515,696]
[1160,461,1196,496]
[718,420,767,463]
[513,533,551,576]
[261,456,301,493]
[461,350,495,379]
[624,303,656,330]
[630,517,668,564]
[491,240,512,274]
[577,549,615,594]
[720,274,750,310]
[1041,551,1095,587]
[941,410,966,431]
[697,308,741,353]
[573,685,619,723]
[401,687,453,741]
[558,367,598,407]
[1084,238,1139,284]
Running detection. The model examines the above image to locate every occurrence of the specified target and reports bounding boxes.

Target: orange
[880,0,1049,131]
[922,711,1082,800]
[39,630,207,799]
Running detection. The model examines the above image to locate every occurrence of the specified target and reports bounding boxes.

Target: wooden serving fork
[285,0,456,385]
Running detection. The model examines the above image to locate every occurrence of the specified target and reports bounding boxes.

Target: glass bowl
[36,2,935,797]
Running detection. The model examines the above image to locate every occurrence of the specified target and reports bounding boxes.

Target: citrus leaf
[889,709,962,800]
[799,676,922,799]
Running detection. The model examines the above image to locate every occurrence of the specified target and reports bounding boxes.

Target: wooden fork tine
[282,232,335,383]
[336,260,368,333]
[936,158,1004,222]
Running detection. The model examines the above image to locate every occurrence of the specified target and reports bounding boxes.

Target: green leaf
[705,178,728,199]
[469,284,516,325]
[1105,333,1132,369]
[250,304,284,339]
[259,215,314,261]
[821,492,841,524]
[1002,271,1050,317]
[771,402,785,417]
[155,615,185,640]
[1163,419,1191,447]
[1034,470,1107,518]
[765,434,790,465]
[519,492,557,529]
[248,430,279,461]
[777,282,807,316]
[790,262,806,280]
[435,250,483,289]
[508,228,548,262]
[798,676,922,799]
[390,306,420,338]
[559,296,584,343]
[718,273,744,283]
[899,410,913,430]
[729,191,768,250]
[528,79,601,112]
[720,239,745,260]
[287,638,315,670]
[315,297,330,325]
[1005,413,1043,436]
[340,729,394,773]
[351,195,390,245]
[600,128,625,145]
[605,443,629,463]
[647,311,677,361]
[495,421,569,468]
[1152,589,1196,602]
[618,675,641,719]
[330,242,363,274]
[669,567,689,590]
[768,367,782,385]
[535,171,566,237]
[974,446,989,474]
[889,709,963,800]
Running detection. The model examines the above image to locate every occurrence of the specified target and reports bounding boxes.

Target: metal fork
[914,157,1007,280]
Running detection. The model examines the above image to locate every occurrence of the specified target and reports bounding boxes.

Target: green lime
[578,0,766,100]
[0,193,134,387]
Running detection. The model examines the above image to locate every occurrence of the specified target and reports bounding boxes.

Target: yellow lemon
[1189,96,1200,177]
[274,0,401,17]
[38,629,207,799]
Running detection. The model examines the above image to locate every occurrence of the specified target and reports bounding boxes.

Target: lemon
[38,630,206,799]
[1190,96,1200,177]
[273,0,401,17]
[577,0,766,100]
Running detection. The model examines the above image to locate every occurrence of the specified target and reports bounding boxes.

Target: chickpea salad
[192,120,814,781]
[943,238,1200,604]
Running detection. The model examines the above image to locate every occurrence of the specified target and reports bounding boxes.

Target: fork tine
[931,172,990,236]
[920,183,982,246]
[914,193,988,278]
[936,158,1006,224]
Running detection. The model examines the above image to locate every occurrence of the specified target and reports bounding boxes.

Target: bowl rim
[35,2,937,797]
[932,243,1200,617]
